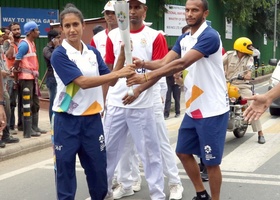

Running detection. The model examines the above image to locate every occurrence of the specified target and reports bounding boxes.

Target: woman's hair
[60,3,84,26]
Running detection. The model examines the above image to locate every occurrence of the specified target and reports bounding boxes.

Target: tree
[220,0,280,39]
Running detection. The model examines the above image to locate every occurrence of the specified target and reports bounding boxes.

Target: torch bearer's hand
[122,88,140,105]
[127,73,146,86]
[117,65,135,78]
[133,58,145,69]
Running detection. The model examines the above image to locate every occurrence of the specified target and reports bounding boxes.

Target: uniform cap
[101,1,116,14]
[127,0,146,4]
[24,21,40,35]
[143,21,152,26]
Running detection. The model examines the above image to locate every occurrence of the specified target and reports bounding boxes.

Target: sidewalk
[0,74,271,162]
[0,108,52,162]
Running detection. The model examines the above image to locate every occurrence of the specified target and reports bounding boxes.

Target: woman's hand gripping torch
[114,0,134,96]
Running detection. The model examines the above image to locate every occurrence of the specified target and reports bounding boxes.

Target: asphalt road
[1,81,280,200]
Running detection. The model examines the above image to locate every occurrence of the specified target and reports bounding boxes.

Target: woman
[50,4,134,200]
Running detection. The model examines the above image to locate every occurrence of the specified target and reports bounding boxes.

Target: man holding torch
[103,0,168,199]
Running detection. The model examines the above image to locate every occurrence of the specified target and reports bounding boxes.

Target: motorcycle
[227,74,254,138]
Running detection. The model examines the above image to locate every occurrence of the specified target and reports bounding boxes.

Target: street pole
[273,0,277,59]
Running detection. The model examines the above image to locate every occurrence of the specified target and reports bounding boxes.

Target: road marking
[38,165,280,186]
[0,159,53,181]
[221,133,280,172]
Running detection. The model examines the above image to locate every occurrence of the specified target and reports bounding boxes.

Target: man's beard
[14,35,21,39]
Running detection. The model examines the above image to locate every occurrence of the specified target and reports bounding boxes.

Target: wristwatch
[0,101,6,106]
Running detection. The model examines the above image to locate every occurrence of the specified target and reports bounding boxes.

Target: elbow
[79,84,89,89]
[73,77,90,89]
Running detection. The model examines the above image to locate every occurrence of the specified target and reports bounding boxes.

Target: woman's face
[61,13,84,44]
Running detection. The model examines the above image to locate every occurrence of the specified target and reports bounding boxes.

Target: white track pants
[104,105,165,200]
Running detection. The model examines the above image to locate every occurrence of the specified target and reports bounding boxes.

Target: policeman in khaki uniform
[223,37,265,144]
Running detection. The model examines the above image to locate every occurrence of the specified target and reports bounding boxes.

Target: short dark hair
[93,25,104,35]
[201,0,209,11]
[47,29,59,42]
[8,22,20,31]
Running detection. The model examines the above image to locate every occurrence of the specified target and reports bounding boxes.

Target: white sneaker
[104,192,114,200]
[85,192,114,200]
[169,184,184,200]
[112,177,119,189]
[132,179,141,192]
[113,184,134,199]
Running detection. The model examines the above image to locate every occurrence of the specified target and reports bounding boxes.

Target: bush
[252,65,275,78]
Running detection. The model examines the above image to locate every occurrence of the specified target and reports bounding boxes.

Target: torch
[114,0,134,96]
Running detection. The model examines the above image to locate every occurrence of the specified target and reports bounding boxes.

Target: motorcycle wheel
[233,123,248,138]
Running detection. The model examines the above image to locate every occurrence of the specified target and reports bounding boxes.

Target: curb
[0,109,52,162]
[0,133,52,162]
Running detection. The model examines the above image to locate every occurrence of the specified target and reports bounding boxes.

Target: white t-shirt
[105,25,168,108]
[51,40,110,116]
[172,22,229,119]
[92,29,108,60]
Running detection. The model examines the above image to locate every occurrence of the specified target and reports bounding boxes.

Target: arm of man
[128,49,203,86]
[14,40,29,70]
[128,30,220,85]
[43,46,52,61]
[244,82,280,121]
[243,56,254,80]
[3,40,14,59]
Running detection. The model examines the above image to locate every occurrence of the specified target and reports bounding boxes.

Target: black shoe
[3,136,20,143]
[30,128,41,137]
[201,168,209,182]
[0,140,5,148]
[258,136,266,144]
[33,127,47,134]
[10,129,17,135]
[164,116,169,120]
[192,196,211,200]
[17,126,23,131]
[175,114,180,118]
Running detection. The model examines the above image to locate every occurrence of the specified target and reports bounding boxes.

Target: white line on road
[221,133,280,172]
[0,159,53,181]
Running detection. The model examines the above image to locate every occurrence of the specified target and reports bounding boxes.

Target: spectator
[13,21,46,136]
[0,29,19,146]
[93,25,104,35]
[252,46,260,67]
[50,3,134,200]
[3,22,22,133]
[164,69,181,119]
[164,25,191,120]
[42,29,61,123]
[90,0,118,61]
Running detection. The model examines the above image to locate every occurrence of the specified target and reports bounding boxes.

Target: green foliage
[220,0,280,40]
[220,0,271,27]
[253,65,276,78]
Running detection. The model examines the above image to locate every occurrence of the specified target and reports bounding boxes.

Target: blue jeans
[46,76,57,123]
